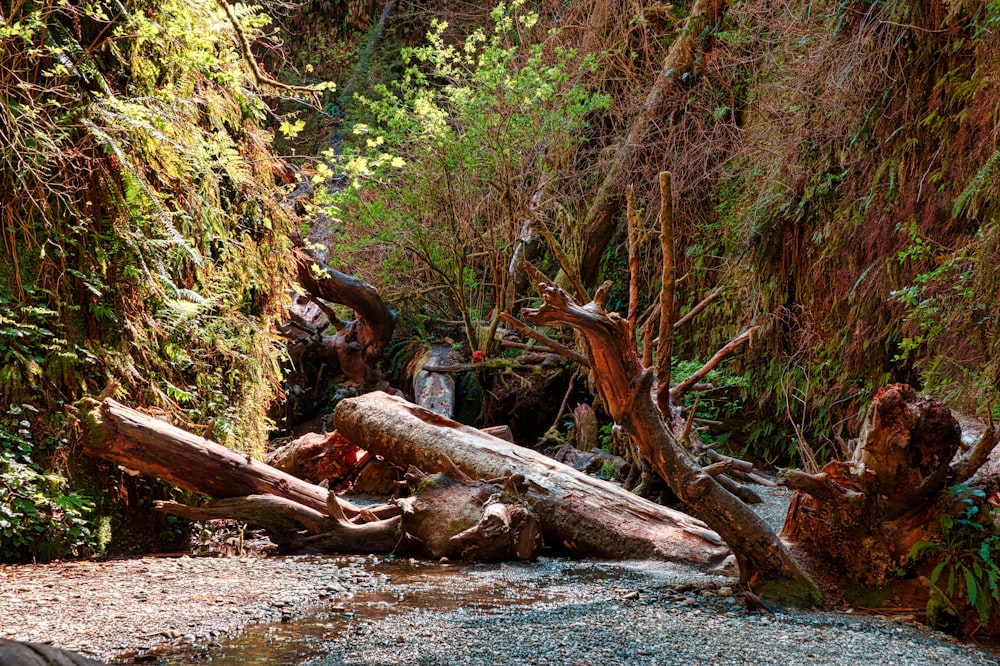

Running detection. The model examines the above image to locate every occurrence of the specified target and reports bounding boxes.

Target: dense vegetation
[312,0,1000,465]
[2,0,998,601]
[1,0,300,559]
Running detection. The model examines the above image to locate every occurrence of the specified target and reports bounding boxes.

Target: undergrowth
[0,0,305,560]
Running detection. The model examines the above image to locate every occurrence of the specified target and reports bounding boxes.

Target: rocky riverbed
[0,553,378,662]
[2,487,999,665]
[2,554,998,665]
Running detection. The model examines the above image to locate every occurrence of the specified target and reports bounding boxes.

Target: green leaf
[930,559,948,584]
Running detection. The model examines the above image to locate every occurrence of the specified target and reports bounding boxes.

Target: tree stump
[781,384,963,586]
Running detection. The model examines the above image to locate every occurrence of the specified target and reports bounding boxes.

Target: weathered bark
[266,430,367,486]
[412,345,460,417]
[655,171,675,420]
[521,281,821,604]
[578,0,728,289]
[291,243,397,388]
[573,403,600,452]
[396,464,542,562]
[79,398,536,561]
[334,391,730,567]
[156,493,404,554]
[780,384,967,587]
[77,398,390,520]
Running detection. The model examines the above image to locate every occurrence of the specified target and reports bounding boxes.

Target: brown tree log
[396,463,542,562]
[291,243,397,388]
[334,391,731,567]
[79,398,538,561]
[77,398,385,520]
[266,431,367,486]
[521,281,821,605]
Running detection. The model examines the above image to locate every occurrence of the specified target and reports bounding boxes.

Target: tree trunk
[77,397,542,562]
[78,397,360,517]
[290,242,397,389]
[577,0,728,289]
[521,281,821,605]
[412,345,460,417]
[334,391,731,567]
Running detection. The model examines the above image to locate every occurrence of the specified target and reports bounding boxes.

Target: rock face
[0,639,106,666]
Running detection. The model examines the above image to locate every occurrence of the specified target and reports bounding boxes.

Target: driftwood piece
[79,398,530,561]
[481,425,514,442]
[397,464,542,561]
[521,280,820,604]
[412,345,460,417]
[334,391,730,567]
[154,495,328,546]
[851,383,961,518]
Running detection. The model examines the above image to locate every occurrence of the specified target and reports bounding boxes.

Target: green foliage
[329,0,608,352]
[892,216,998,412]
[909,485,1000,626]
[0,0,294,452]
[0,0,301,559]
[0,407,97,561]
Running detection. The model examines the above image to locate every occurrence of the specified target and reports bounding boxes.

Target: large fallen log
[77,397,539,561]
[77,398,386,520]
[334,391,730,567]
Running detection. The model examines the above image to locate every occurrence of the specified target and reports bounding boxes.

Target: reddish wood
[521,281,820,604]
[79,398,371,518]
[781,384,966,587]
[335,392,730,566]
[265,431,366,485]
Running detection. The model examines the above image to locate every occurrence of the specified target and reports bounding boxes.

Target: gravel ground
[1,487,997,665]
[0,554,380,662]
[306,558,998,666]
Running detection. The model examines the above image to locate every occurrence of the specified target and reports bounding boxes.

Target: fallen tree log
[153,494,403,554]
[77,397,389,520]
[78,397,540,561]
[334,391,730,567]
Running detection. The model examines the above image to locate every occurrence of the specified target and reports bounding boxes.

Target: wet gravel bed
[306,559,998,666]
[2,484,998,666]
[0,554,378,662]
[1,555,997,666]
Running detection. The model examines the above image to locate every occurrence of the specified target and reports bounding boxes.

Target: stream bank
[2,554,997,665]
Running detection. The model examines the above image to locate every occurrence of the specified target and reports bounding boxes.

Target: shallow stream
[110,558,998,666]
[114,558,644,664]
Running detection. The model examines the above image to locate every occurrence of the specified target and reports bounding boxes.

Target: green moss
[841,583,891,609]
[756,577,823,608]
